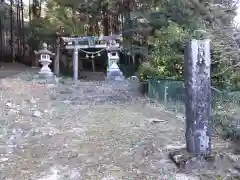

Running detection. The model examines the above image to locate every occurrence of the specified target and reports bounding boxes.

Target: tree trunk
[103,3,109,36]
[20,0,25,58]
[89,22,93,36]
[16,0,20,55]
[10,0,14,62]
[29,0,31,21]
[113,15,118,33]
[120,14,123,32]
[0,18,2,62]
[32,0,41,19]
[184,39,212,155]
[54,36,60,76]
[95,21,99,36]
[103,14,109,36]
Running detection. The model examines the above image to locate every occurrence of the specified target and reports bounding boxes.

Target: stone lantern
[106,41,124,81]
[35,43,55,77]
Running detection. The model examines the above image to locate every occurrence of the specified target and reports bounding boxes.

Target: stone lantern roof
[34,43,55,56]
[106,41,122,52]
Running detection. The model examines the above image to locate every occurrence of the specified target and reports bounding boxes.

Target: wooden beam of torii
[61,34,122,81]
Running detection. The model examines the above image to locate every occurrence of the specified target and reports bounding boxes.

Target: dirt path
[0,71,237,180]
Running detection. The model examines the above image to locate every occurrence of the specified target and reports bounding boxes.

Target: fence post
[184,39,212,155]
[147,79,151,97]
[164,83,168,104]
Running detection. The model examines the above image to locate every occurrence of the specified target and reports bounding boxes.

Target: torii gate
[61,34,122,81]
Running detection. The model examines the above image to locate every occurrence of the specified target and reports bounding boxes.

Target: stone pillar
[73,47,79,81]
[184,39,212,155]
[54,42,60,76]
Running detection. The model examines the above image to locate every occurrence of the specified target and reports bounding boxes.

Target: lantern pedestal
[39,59,53,77]
[36,59,57,84]
[36,60,57,84]
[107,62,124,81]
[33,74,58,85]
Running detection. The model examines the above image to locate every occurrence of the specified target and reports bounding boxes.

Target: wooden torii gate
[60,34,122,81]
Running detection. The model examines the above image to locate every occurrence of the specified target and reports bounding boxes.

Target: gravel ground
[0,71,238,180]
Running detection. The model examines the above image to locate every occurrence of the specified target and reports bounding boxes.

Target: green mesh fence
[147,78,185,112]
[147,78,240,139]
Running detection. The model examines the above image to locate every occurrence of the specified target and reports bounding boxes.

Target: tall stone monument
[184,39,212,155]
[169,38,213,172]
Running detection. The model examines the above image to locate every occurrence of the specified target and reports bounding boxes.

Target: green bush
[137,22,190,82]
[138,62,158,82]
[212,91,240,141]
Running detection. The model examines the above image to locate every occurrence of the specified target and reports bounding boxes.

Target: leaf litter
[0,71,238,180]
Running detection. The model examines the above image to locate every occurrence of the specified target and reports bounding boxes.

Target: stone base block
[107,70,125,82]
[169,148,240,176]
[38,72,54,78]
[169,148,215,172]
[33,73,58,85]
[107,75,125,81]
